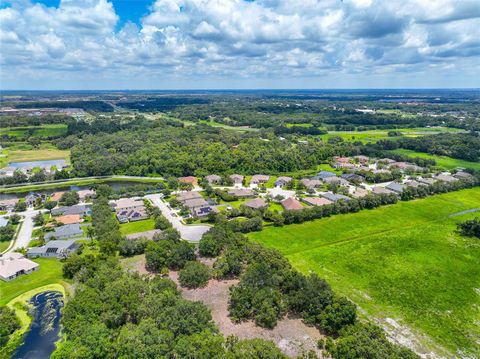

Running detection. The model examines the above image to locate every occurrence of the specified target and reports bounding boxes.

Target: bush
[0,306,20,347]
[178,261,211,289]
[457,217,480,238]
[118,238,148,257]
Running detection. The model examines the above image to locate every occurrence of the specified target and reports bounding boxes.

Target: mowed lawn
[391,149,480,171]
[249,188,480,357]
[0,258,69,306]
[119,218,156,235]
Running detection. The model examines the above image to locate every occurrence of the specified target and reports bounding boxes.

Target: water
[12,291,64,359]
[8,159,67,170]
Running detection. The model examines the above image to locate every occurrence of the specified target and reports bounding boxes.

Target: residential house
[0,198,18,212]
[379,158,396,164]
[301,178,322,190]
[25,193,46,207]
[51,204,91,216]
[205,174,222,185]
[177,191,203,203]
[227,188,255,198]
[320,192,351,202]
[275,176,292,187]
[405,180,424,188]
[116,207,149,223]
[354,155,369,165]
[372,186,396,195]
[454,171,473,180]
[250,175,270,185]
[0,217,8,228]
[77,189,96,201]
[386,182,405,194]
[45,223,83,241]
[417,177,435,185]
[390,162,424,172]
[281,197,303,211]
[0,253,39,282]
[110,198,145,212]
[27,239,79,259]
[301,197,333,206]
[351,187,369,198]
[333,156,352,164]
[331,162,355,169]
[178,176,198,186]
[435,174,458,183]
[230,174,244,186]
[341,173,365,183]
[55,214,82,225]
[50,191,65,202]
[183,198,209,210]
[244,198,268,210]
[192,205,218,219]
[314,171,336,180]
[323,177,349,186]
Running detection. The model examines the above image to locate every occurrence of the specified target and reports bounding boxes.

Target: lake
[12,291,64,359]
[8,159,67,170]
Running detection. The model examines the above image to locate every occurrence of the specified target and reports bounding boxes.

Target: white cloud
[0,0,479,88]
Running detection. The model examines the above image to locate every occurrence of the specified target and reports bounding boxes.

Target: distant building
[205,174,222,185]
[372,186,396,195]
[50,191,65,202]
[192,205,218,219]
[314,171,337,180]
[178,176,198,186]
[230,174,244,185]
[301,178,322,190]
[435,174,458,183]
[323,177,349,186]
[417,177,435,185]
[250,175,270,185]
[110,198,145,212]
[386,182,405,194]
[0,253,39,282]
[55,214,82,225]
[177,191,203,203]
[0,198,18,212]
[454,171,473,180]
[275,176,292,187]
[27,239,79,259]
[351,187,369,198]
[77,189,96,201]
[183,198,209,210]
[341,173,365,183]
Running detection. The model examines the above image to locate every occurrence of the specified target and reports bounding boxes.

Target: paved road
[146,194,211,242]
[1,209,45,254]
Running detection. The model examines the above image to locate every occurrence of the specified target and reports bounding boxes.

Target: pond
[8,159,67,170]
[12,291,64,359]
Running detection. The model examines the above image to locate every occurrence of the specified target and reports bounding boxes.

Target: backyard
[249,188,480,357]
[119,218,156,235]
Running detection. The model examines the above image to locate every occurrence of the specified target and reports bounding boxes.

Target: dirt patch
[120,254,152,276]
[168,271,325,358]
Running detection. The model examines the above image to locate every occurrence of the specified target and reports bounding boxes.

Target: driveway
[2,209,45,254]
[146,194,211,242]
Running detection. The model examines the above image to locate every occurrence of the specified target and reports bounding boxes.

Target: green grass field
[249,188,480,357]
[119,218,156,235]
[0,124,67,139]
[0,258,69,306]
[319,127,465,144]
[391,149,480,171]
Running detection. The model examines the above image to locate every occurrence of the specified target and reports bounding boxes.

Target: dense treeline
[372,133,480,162]
[199,227,419,358]
[14,100,114,112]
[117,97,210,111]
[0,306,20,348]
[54,259,288,358]
[66,125,356,177]
[0,114,69,128]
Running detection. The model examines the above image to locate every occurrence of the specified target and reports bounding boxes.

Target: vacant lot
[119,218,156,235]
[391,149,480,171]
[0,124,67,139]
[250,188,480,357]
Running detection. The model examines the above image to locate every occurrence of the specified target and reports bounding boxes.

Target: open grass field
[119,218,156,235]
[0,258,70,306]
[0,240,12,253]
[0,124,67,139]
[391,149,480,171]
[249,188,480,357]
[319,127,465,144]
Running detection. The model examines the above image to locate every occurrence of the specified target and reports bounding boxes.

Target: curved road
[146,194,211,242]
[1,209,45,254]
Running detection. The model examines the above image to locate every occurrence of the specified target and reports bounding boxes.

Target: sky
[0,0,479,90]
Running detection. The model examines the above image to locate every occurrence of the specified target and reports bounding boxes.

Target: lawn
[7,148,70,163]
[391,149,480,171]
[0,258,69,306]
[0,124,67,139]
[0,240,12,253]
[249,188,480,357]
[119,218,156,235]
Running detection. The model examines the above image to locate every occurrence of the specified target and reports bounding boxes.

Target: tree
[13,201,27,212]
[0,306,20,347]
[179,261,211,289]
[154,215,171,230]
[8,214,21,225]
[226,338,287,359]
[33,212,45,226]
[317,296,357,335]
[60,191,80,206]
[457,217,480,238]
[44,200,57,211]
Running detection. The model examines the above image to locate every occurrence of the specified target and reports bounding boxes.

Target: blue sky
[1,0,479,90]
